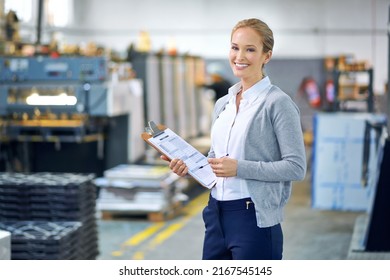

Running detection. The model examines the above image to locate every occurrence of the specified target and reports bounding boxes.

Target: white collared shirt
[210,76,272,201]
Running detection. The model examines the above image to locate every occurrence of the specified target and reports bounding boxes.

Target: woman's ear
[264,50,273,65]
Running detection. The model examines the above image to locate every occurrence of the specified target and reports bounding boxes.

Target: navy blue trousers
[202,195,283,260]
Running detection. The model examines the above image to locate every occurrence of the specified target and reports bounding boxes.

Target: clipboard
[141,121,217,189]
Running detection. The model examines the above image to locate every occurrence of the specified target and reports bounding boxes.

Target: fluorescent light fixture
[26,93,77,105]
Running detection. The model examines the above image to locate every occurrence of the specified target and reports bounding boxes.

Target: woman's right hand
[160,155,188,177]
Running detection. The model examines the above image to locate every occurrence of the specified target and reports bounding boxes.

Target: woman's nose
[236,50,245,60]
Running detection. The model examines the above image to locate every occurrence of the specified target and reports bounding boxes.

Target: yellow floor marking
[132,251,144,260]
[111,222,165,257]
[132,190,210,259]
[111,250,123,257]
[123,222,165,246]
[148,223,184,248]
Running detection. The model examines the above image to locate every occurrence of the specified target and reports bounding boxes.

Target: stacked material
[0,221,82,260]
[96,164,182,215]
[0,173,98,259]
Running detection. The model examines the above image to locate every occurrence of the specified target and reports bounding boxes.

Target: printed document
[148,128,216,189]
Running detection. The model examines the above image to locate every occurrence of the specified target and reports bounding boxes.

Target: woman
[163,18,306,260]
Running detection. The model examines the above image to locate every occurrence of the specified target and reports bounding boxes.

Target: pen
[203,154,228,170]
[197,154,228,170]
[199,163,209,169]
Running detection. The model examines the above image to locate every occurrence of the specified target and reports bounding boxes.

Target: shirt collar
[228,76,271,104]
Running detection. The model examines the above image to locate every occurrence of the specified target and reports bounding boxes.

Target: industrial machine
[0,56,144,175]
[0,56,112,117]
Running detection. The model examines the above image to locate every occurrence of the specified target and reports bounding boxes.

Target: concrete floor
[96,169,362,260]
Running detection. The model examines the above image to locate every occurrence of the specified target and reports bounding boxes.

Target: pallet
[100,201,183,222]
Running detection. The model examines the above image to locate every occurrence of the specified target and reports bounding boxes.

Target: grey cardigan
[208,83,306,228]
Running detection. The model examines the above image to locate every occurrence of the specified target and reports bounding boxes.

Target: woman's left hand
[208,156,238,177]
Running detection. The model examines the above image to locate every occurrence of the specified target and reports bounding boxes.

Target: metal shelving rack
[333,68,374,112]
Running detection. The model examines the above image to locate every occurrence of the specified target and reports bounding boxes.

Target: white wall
[46,0,389,93]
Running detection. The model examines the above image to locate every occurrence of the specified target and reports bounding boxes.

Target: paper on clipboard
[141,121,217,189]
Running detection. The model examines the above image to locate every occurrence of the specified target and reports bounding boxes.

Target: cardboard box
[338,84,359,100]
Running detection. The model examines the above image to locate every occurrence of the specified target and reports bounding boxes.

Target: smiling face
[229,26,272,86]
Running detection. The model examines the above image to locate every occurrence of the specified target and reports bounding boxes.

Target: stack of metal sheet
[96,164,182,214]
[0,173,98,259]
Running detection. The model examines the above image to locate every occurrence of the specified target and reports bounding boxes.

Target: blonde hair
[231,18,274,54]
